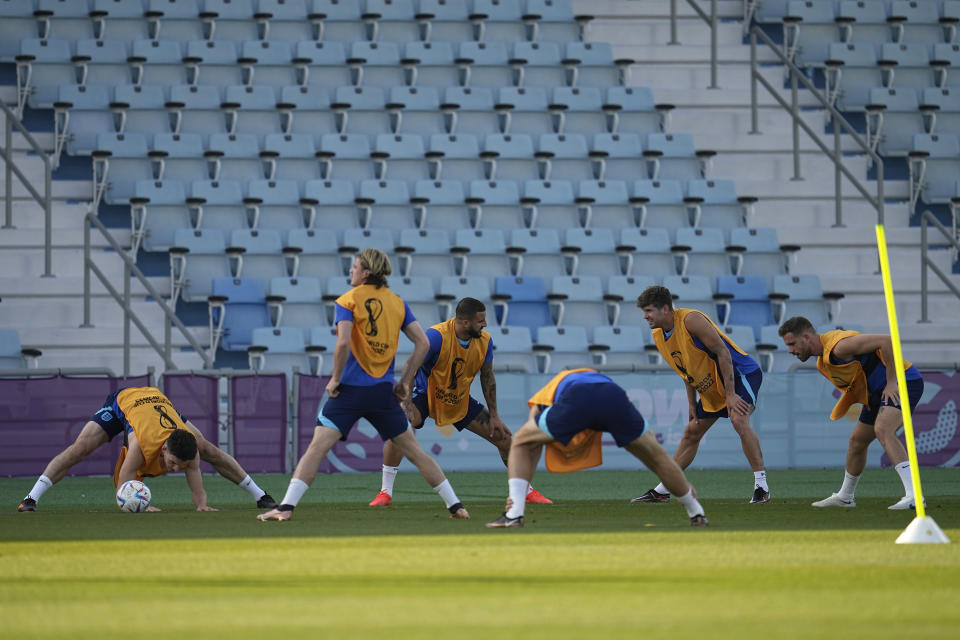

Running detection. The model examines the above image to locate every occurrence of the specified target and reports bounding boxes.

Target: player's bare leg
[19,421,109,511]
[487,421,551,528]
[390,429,469,518]
[626,431,708,526]
[812,421,874,508]
[258,426,341,521]
[874,406,919,509]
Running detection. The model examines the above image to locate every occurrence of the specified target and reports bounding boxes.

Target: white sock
[894,461,914,497]
[280,478,310,508]
[838,471,860,499]
[676,489,705,518]
[507,478,529,519]
[653,482,668,495]
[237,475,266,500]
[27,475,53,502]
[380,465,399,496]
[432,479,460,509]
[754,470,768,491]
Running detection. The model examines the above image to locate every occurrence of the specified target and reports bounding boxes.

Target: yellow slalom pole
[874,224,926,518]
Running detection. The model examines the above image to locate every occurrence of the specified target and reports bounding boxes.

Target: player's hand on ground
[146,505,161,512]
[195,505,219,512]
[325,378,341,398]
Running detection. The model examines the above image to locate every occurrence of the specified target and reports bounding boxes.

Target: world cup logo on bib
[671,350,695,384]
[448,357,466,390]
[154,404,178,430]
[364,298,383,336]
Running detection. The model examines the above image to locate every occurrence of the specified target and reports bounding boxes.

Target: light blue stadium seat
[549,275,608,327]
[922,86,960,138]
[606,274,661,326]
[320,132,375,181]
[458,41,513,88]
[201,0,258,43]
[286,227,344,280]
[364,0,418,43]
[302,178,360,231]
[248,326,313,379]
[944,0,960,42]
[267,276,325,328]
[246,179,305,232]
[866,87,924,157]
[483,133,539,181]
[73,39,130,88]
[497,86,552,136]
[591,132,645,182]
[35,0,95,40]
[308,325,339,375]
[373,133,429,186]
[54,84,113,162]
[508,228,566,278]
[208,276,270,353]
[403,41,458,88]
[836,0,891,49]
[512,41,566,88]
[16,38,76,112]
[131,178,189,254]
[632,179,689,230]
[170,228,231,303]
[427,133,484,182]
[716,275,773,337]
[722,324,761,364]
[487,325,537,373]
[342,227,396,258]
[663,274,720,323]
[152,131,209,183]
[674,227,732,277]
[468,179,524,229]
[552,86,605,136]
[908,132,960,204]
[563,227,620,277]
[728,227,792,286]
[564,41,624,88]
[207,132,264,183]
[391,275,441,326]
[770,274,838,327]
[492,276,551,335]
[168,84,228,139]
[879,42,935,92]
[294,40,352,88]
[443,86,499,136]
[418,0,472,42]
[686,178,751,229]
[146,0,204,42]
[396,228,455,278]
[333,85,390,135]
[537,133,591,182]
[932,42,960,88]
[747,0,790,24]
[356,179,416,233]
[257,0,312,43]
[825,42,884,111]
[309,0,365,43]
[349,40,404,88]
[619,227,676,276]
[591,324,651,368]
[522,179,579,229]
[454,228,511,277]
[92,0,149,41]
[526,0,585,44]
[437,274,494,319]
[184,39,242,88]
[889,0,944,46]
[262,133,321,182]
[113,83,171,138]
[784,0,838,67]
[129,40,187,86]
[189,178,249,231]
[0,328,41,369]
[92,132,154,206]
[389,86,444,136]
[229,228,289,281]
[0,0,40,62]
[604,86,665,136]
[757,324,795,373]
[279,85,335,142]
[577,179,633,229]
[472,0,526,43]
[412,179,471,230]
[645,132,707,181]
[223,84,282,144]
[534,325,592,373]
[240,40,296,88]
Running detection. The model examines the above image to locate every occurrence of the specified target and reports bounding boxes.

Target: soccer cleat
[630,488,670,503]
[888,496,925,510]
[257,493,278,509]
[450,507,470,519]
[368,491,393,507]
[690,514,709,527]
[811,493,856,508]
[525,488,553,505]
[486,512,524,528]
[256,507,292,522]
[17,497,37,512]
[750,487,771,504]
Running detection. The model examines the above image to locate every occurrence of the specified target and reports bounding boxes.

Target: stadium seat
[0,328,41,369]
[631,179,690,231]
[458,41,513,88]
[248,326,313,379]
[320,132,376,181]
[549,275,609,327]
[770,274,842,327]
[239,40,296,88]
[294,40,352,88]
[920,87,960,136]
[685,178,753,229]
[73,38,131,88]
[396,228,455,278]
[168,84,228,140]
[35,0,95,40]
[128,39,186,87]
[467,179,524,229]
[728,227,793,287]
[756,324,795,373]
[606,274,661,326]
[403,41,458,89]
[309,0,365,43]
[563,227,620,277]
[302,178,360,231]
[835,0,891,49]
[372,133,430,186]
[746,0,790,24]
[257,0,312,43]
[92,132,154,206]
[577,179,634,229]
[208,275,270,353]
[492,276,551,333]
[412,179,471,230]
[146,0,204,42]
[389,86,444,136]
[278,85,335,142]
[512,41,566,88]
[482,133,539,181]
[536,133,591,182]
[390,275,442,326]
[603,86,667,136]
[112,83,172,139]
[645,132,709,181]
[261,133,321,182]
[619,227,676,276]
[341,227,395,258]
[418,0,472,42]
[879,42,935,93]
[333,85,390,136]
[454,228,511,277]
[188,179,249,231]
[130,179,190,254]
[207,133,264,183]
[246,179,306,232]
[889,0,944,45]
[427,133,485,183]
[534,325,592,373]
[437,274,494,319]
[674,227,732,277]
[200,0,258,43]
[551,86,606,136]
[184,40,242,88]
[223,84,283,144]
[522,179,579,229]
[715,275,774,337]
[308,325,338,375]
[525,0,586,44]
[722,324,761,364]
[497,86,553,136]
[564,42,626,88]
[663,274,719,323]
[356,179,416,233]
[151,132,209,183]
[228,228,289,281]
[508,228,566,279]
[170,228,232,303]
[908,132,960,205]
[16,38,76,112]
[591,324,651,368]
[349,41,404,89]
[486,325,537,373]
[591,132,645,182]
[267,277,326,329]
[825,42,883,111]
[0,1,40,63]
[286,228,344,280]
[783,0,838,68]
[471,0,526,43]
[865,87,925,157]
[442,86,499,136]
[54,84,113,162]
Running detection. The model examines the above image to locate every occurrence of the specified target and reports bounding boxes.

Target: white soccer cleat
[887,496,924,510]
[811,493,856,508]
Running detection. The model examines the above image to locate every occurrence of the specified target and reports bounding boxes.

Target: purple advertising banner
[162,373,220,475]
[0,374,150,478]
[231,374,287,473]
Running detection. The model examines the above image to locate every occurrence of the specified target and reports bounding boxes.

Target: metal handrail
[920,210,960,323]
[1,100,52,276]
[749,26,885,226]
[669,0,719,89]
[82,210,213,375]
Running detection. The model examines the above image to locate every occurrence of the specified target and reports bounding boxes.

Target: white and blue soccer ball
[116,480,152,513]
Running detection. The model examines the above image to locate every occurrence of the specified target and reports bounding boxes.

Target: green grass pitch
[1,468,957,639]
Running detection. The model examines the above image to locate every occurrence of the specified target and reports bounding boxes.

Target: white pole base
[896,516,951,544]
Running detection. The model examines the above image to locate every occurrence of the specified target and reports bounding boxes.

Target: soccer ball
[116,480,152,513]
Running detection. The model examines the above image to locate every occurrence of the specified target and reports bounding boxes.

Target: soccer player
[778,316,925,510]
[486,368,708,528]
[368,297,552,507]
[632,285,771,504]
[17,386,278,512]
[258,249,470,521]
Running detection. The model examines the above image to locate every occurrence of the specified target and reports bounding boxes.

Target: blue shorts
[696,369,763,419]
[535,380,646,447]
[410,393,485,431]
[92,390,125,440]
[859,377,924,426]
[318,382,408,441]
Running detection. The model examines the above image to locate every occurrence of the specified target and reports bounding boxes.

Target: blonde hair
[357,248,392,288]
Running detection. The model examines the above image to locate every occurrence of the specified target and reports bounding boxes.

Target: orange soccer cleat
[525,488,553,505]
[368,490,393,507]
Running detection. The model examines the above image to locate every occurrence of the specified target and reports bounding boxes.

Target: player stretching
[632,285,771,505]
[369,297,551,507]
[17,386,277,512]
[258,249,469,521]
[778,316,925,510]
